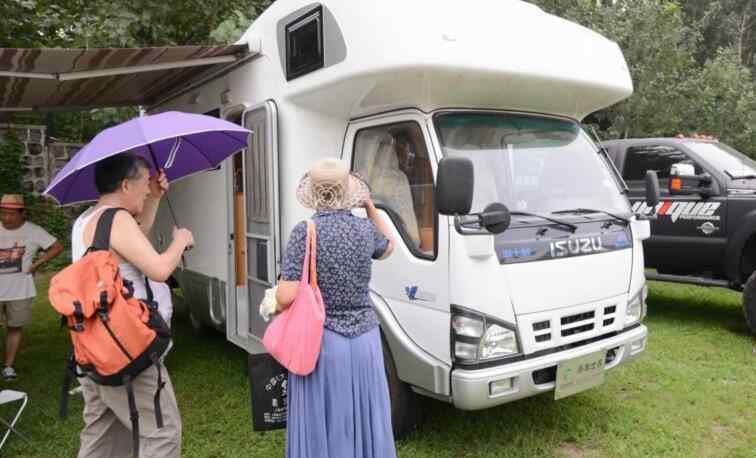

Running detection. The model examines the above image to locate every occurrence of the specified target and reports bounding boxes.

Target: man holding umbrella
[45,111,250,457]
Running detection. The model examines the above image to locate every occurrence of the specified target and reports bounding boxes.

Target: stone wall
[0,124,82,194]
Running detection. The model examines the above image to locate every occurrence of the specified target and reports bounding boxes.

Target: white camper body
[151,0,649,432]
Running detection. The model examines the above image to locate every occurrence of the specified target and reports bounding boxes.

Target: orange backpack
[49,208,170,456]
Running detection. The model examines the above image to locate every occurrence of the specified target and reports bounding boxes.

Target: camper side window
[352,122,436,257]
[285,6,324,80]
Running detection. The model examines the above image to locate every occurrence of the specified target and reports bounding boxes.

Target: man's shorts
[0,298,34,328]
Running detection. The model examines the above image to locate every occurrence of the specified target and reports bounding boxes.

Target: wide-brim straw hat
[296,158,370,210]
[0,194,24,210]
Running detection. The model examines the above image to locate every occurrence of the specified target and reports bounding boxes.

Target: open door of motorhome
[226,101,280,353]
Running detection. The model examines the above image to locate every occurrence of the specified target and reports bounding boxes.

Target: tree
[1,0,275,49]
[682,47,756,153]
[529,0,755,156]
[678,0,755,73]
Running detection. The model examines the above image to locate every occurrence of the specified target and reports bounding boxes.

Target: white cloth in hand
[259,286,280,322]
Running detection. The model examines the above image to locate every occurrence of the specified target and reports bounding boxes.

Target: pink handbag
[262,221,325,376]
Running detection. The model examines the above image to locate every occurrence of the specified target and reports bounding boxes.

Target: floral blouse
[280,209,389,337]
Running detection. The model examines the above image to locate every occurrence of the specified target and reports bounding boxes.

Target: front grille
[530,303,620,346]
[562,323,594,336]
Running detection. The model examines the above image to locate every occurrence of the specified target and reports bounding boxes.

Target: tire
[742,271,756,334]
[381,338,419,439]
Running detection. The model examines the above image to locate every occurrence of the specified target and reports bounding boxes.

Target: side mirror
[480,202,511,234]
[670,162,695,177]
[669,173,714,196]
[645,170,660,208]
[436,157,474,215]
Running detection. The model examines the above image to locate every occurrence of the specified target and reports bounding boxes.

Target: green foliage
[0,132,24,195]
[529,0,756,156]
[682,47,756,153]
[0,0,275,48]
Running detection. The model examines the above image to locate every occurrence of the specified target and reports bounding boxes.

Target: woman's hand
[149,169,169,199]
[363,197,377,215]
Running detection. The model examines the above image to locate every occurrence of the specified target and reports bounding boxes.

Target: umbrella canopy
[43,111,250,205]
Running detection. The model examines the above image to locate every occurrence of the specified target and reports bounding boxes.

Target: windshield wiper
[552,208,630,225]
[725,171,756,180]
[509,211,578,232]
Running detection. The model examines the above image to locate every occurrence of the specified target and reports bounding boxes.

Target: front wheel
[741,271,756,334]
[381,338,419,439]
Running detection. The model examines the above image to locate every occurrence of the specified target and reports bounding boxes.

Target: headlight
[451,307,520,364]
[626,284,648,324]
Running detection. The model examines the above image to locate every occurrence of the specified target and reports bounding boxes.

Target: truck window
[352,122,436,257]
[623,145,703,193]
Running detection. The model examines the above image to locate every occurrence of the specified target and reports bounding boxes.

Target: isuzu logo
[549,237,605,258]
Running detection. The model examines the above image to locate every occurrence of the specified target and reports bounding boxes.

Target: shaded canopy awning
[0,45,251,111]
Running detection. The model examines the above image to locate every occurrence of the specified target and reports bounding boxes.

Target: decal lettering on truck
[631,201,721,222]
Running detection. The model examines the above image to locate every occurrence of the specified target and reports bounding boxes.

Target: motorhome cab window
[285,6,324,80]
[622,146,703,192]
[435,112,630,216]
[352,122,436,256]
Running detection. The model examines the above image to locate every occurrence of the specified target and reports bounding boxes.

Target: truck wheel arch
[725,209,756,284]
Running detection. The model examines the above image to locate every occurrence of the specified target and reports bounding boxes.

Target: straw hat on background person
[0,194,25,210]
[296,158,370,210]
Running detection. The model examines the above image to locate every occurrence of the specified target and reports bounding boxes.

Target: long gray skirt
[286,327,397,458]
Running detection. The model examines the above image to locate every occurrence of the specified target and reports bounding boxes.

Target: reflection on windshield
[684,141,756,178]
[434,112,630,216]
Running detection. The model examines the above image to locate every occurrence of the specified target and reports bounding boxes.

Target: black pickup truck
[604,137,756,334]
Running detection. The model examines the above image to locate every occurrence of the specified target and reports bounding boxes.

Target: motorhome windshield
[684,141,756,179]
[434,112,630,217]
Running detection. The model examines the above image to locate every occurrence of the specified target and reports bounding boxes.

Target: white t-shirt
[0,221,57,300]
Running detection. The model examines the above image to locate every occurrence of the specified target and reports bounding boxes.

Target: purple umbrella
[43,111,250,205]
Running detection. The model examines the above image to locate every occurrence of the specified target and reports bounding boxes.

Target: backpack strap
[91,207,125,252]
[151,353,166,429]
[124,375,140,458]
[59,350,76,420]
[144,276,155,305]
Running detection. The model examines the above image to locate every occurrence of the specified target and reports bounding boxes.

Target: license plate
[554,350,607,400]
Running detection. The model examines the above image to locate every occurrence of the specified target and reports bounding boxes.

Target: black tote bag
[248,353,288,431]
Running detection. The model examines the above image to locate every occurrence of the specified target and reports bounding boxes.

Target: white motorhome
[148,0,655,435]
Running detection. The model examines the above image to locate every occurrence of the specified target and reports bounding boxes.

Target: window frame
[622,144,704,195]
[284,5,325,81]
[349,119,439,261]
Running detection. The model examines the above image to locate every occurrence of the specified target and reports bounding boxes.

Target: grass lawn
[2,275,754,457]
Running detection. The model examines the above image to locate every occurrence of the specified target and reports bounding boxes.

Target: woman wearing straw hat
[275,158,396,458]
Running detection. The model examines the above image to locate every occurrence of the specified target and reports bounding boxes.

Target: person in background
[0,193,64,381]
[276,158,396,458]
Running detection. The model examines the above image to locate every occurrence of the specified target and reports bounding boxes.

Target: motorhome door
[226,101,280,353]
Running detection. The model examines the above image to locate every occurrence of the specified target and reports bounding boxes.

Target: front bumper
[451,324,647,410]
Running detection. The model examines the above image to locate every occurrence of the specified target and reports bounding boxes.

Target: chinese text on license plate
[554,350,607,400]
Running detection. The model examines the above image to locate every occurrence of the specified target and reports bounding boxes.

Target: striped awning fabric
[0,45,249,111]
